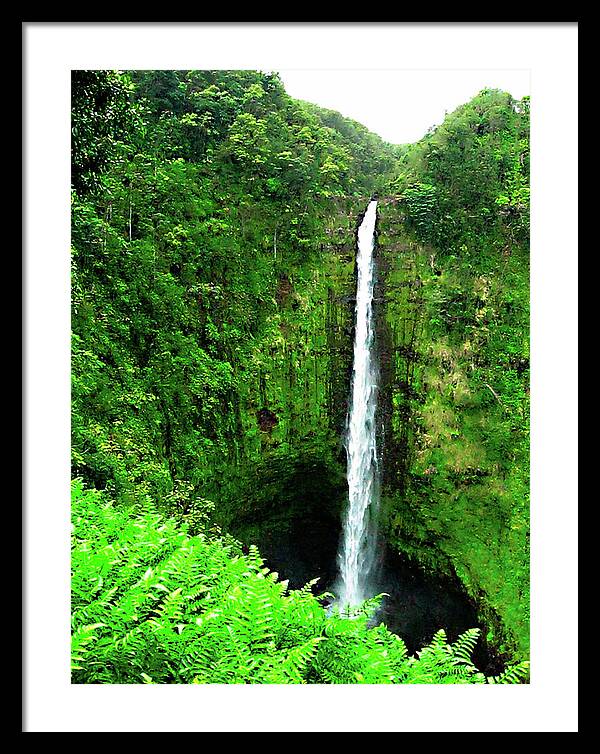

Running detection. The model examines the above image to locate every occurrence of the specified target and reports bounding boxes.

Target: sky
[278,69,531,145]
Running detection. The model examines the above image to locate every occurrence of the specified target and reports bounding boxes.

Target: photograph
[70,67,531,685]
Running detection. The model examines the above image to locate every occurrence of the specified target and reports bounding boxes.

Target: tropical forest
[71,69,530,685]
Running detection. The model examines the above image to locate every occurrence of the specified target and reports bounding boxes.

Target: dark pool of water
[316,546,503,675]
[371,548,504,674]
[256,521,504,675]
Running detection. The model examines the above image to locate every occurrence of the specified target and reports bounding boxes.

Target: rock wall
[375,197,530,662]
[215,197,366,586]
[214,194,529,665]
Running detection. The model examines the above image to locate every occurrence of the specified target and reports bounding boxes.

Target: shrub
[71,480,529,684]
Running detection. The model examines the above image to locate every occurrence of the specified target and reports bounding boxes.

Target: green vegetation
[391,89,529,250]
[71,71,529,682]
[71,481,528,684]
[377,89,530,660]
[72,69,392,509]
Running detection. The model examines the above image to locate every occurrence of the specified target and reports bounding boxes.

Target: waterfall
[337,199,380,609]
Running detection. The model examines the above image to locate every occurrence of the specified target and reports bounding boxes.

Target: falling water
[337,199,380,608]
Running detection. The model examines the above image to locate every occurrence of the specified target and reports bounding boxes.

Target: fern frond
[71,480,530,686]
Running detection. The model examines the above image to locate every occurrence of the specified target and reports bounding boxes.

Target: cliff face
[179,192,529,663]
[215,192,529,664]
[234,198,363,457]
[375,198,530,661]
[213,197,365,589]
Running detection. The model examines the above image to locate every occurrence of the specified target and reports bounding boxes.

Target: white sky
[279,69,531,145]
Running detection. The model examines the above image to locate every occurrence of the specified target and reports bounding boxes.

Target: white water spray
[337,199,380,608]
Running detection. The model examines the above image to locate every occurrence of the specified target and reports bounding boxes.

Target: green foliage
[71,481,529,684]
[376,89,529,662]
[397,89,530,251]
[401,182,438,242]
[71,69,393,508]
[71,70,138,197]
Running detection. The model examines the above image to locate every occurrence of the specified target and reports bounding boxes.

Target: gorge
[71,70,530,683]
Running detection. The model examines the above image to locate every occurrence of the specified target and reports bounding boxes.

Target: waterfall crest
[337,199,380,608]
